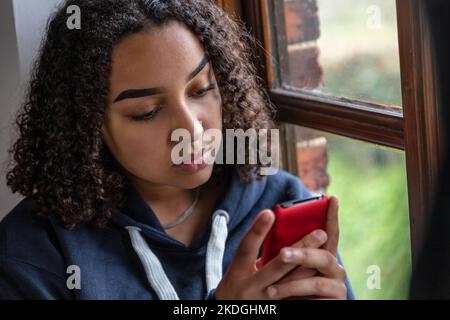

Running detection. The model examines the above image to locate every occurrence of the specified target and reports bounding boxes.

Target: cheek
[108,119,169,172]
[203,94,223,130]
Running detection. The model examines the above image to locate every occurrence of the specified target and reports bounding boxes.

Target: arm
[0,256,72,300]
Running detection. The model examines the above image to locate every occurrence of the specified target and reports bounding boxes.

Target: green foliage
[316,0,402,106]
[313,1,410,299]
[326,139,411,299]
[286,0,410,299]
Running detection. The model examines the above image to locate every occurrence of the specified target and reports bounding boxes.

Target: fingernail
[314,230,327,242]
[334,196,339,207]
[293,249,304,260]
[267,286,277,298]
[260,210,272,222]
[282,248,293,262]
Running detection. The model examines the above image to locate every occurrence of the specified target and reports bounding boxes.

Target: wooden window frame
[217,0,443,268]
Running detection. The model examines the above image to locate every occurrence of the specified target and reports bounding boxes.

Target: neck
[131,180,198,223]
[133,180,194,205]
[127,167,225,227]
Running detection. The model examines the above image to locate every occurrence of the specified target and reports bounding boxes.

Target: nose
[170,100,204,151]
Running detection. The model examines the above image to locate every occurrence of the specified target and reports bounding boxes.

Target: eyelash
[190,83,216,98]
[130,83,216,122]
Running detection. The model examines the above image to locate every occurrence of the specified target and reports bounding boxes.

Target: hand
[264,246,347,300]
[215,208,331,299]
[265,196,347,300]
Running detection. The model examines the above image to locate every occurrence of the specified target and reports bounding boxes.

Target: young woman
[0,0,353,300]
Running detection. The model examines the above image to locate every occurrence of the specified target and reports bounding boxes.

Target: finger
[255,258,263,270]
[323,196,339,255]
[252,246,302,287]
[291,229,328,249]
[277,266,317,284]
[228,209,275,278]
[252,258,262,273]
[252,226,328,288]
[286,247,346,279]
[267,277,347,300]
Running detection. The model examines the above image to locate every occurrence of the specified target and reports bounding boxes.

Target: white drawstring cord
[125,209,229,300]
[205,210,229,295]
[126,226,179,299]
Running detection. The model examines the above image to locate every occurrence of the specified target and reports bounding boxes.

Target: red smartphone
[260,194,329,266]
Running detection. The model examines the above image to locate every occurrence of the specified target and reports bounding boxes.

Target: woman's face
[101,21,223,190]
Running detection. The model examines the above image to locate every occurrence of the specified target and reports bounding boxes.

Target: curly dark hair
[6,0,276,229]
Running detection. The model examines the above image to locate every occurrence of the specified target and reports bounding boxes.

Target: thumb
[227,209,275,278]
[255,257,263,271]
[323,195,340,255]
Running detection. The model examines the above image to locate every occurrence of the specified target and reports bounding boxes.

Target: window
[281,0,402,111]
[290,124,411,299]
[277,0,409,298]
[217,0,443,299]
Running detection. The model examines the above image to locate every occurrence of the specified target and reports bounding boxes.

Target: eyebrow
[113,54,210,103]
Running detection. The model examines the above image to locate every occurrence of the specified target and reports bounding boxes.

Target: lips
[189,149,204,164]
[184,145,213,165]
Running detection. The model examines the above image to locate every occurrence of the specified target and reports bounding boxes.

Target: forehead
[110,21,207,90]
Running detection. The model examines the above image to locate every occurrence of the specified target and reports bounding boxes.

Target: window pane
[281,0,402,111]
[291,125,411,299]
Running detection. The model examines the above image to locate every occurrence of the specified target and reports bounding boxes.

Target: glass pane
[292,125,411,299]
[281,0,402,111]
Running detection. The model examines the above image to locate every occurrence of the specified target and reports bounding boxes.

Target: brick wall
[284,0,329,193]
[284,0,323,89]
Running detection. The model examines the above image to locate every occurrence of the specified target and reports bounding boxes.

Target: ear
[99,122,111,148]
[100,123,106,140]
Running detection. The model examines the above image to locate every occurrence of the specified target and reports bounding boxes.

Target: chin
[170,163,215,189]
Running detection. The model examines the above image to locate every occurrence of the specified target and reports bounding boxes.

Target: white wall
[0,0,61,220]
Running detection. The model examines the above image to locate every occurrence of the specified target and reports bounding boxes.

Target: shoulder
[263,168,312,200]
[0,197,66,276]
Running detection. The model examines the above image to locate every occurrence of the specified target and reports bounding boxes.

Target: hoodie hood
[110,165,267,251]
[110,165,268,299]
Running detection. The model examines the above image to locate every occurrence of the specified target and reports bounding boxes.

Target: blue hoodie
[0,166,354,299]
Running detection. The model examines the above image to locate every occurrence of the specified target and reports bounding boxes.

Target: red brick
[284,0,320,44]
[296,145,329,192]
[287,46,323,89]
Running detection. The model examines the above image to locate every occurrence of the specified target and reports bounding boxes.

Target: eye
[130,106,162,122]
[190,83,216,98]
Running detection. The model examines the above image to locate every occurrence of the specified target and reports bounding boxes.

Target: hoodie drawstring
[126,226,179,299]
[125,209,229,300]
[205,210,229,294]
